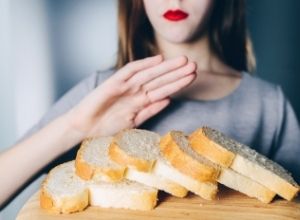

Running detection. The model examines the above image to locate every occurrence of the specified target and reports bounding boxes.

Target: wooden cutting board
[17,187,300,220]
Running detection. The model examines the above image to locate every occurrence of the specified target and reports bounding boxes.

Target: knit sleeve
[271,86,300,183]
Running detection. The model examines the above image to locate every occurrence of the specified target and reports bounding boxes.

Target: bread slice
[40,161,89,214]
[40,161,158,213]
[89,179,158,210]
[189,127,299,201]
[108,129,189,197]
[109,129,161,172]
[75,137,126,181]
[160,131,220,182]
[153,159,218,200]
[218,168,276,203]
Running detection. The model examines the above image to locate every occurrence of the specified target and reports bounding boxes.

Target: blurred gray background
[0,0,299,219]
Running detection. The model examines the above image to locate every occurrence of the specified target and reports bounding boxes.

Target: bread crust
[131,191,158,210]
[162,182,188,198]
[191,182,218,200]
[75,139,125,181]
[40,186,56,212]
[109,141,155,172]
[160,132,220,182]
[189,128,235,167]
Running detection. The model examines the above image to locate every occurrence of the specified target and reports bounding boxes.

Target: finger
[88,55,163,101]
[113,55,163,81]
[148,73,196,102]
[134,99,170,127]
[144,61,197,91]
[126,55,188,87]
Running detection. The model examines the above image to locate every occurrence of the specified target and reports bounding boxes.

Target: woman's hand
[66,55,197,139]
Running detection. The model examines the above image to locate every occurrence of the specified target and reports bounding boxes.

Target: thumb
[134,98,170,127]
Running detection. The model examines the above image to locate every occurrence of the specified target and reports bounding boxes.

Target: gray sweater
[22,69,300,182]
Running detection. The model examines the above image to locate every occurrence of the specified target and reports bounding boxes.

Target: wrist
[55,113,86,152]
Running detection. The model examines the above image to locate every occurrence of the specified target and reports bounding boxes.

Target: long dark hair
[116,0,255,72]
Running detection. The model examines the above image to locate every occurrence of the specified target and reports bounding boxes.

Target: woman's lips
[163,10,189,21]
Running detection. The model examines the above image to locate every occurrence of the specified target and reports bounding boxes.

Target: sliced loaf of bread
[108,129,188,197]
[40,161,158,213]
[161,131,276,203]
[75,137,126,181]
[189,127,299,201]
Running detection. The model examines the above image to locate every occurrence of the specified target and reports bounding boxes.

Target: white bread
[89,179,158,210]
[109,129,161,172]
[153,159,218,200]
[75,137,126,181]
[125,168,188,198]
[218,168,276,203]
[160,131,220,182]
[189,127,299,201]
[41,126,296,214]
[161,131,276,203]
[108,129,189,197]
[40,161,158,213]
[40,161,89,214]
[159,131,219,200]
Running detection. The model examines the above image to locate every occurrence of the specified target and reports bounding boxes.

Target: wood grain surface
[17,187,300,220]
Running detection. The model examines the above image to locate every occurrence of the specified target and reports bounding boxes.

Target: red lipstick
[163,10,189,21]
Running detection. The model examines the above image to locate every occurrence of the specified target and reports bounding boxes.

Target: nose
[169,0,183,9]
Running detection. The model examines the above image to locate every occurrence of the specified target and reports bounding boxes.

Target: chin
[157,25,199,43]
[161,33,192,44]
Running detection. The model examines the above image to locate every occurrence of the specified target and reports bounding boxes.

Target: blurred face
[143,0,214,43]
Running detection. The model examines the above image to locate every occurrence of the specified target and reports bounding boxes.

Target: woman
[0,0,299,207]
